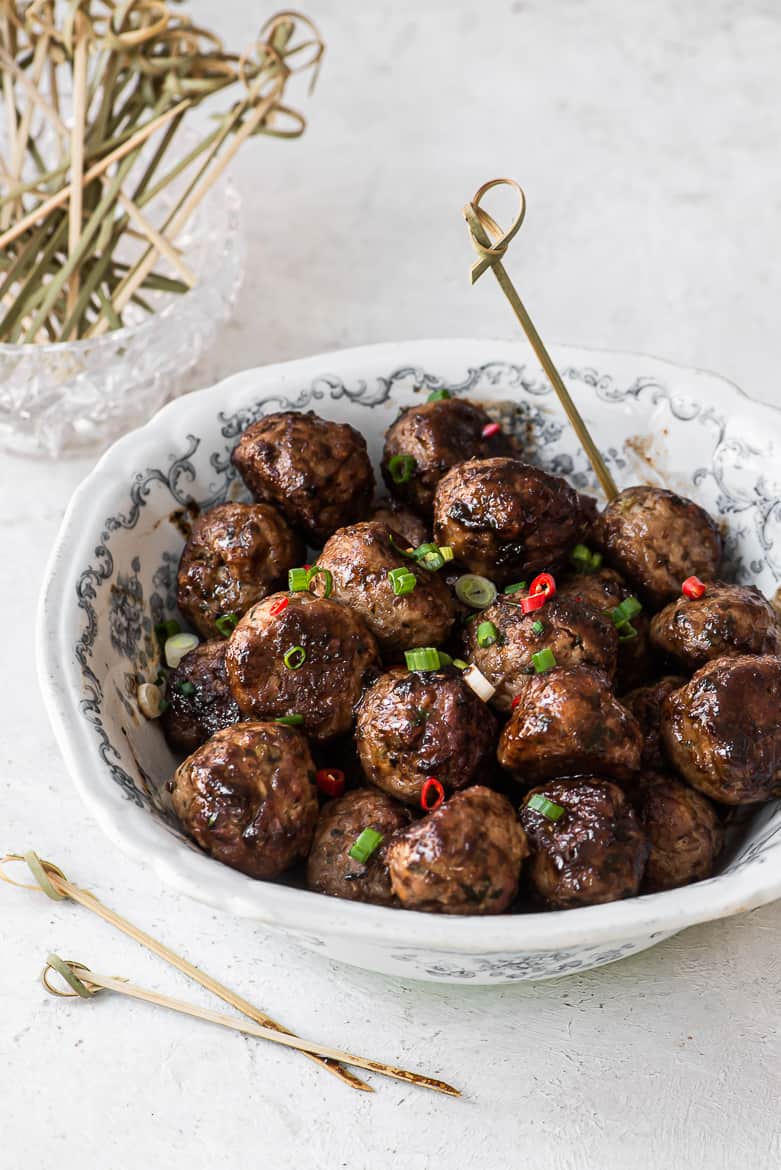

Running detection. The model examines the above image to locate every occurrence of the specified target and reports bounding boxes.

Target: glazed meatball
[593,485,722,608]
[557,565,653,691]
[312,521,455,661]
[497,666,643,784]
[463,593,618,713]
[661,655,781,804]
[381,398,515,516]
[307,788,411,905]
[622,675,688,769]
[368,498,429,549]
[170,722,318,879]
[649,582,781,670]
[520,778,649,909]
[231,411,374,543]
[355,667,498,804]
[176,502,303,638]
[386,786,527,915]
[225,593,379,743]
[433,457,590,584]
[637,772,723,892]
[161,640,241,754]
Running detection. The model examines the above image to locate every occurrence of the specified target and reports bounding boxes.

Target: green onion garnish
[388,566,417,596]
[618,624,639,642]
[532,647,557,673]
[306,565,333,597]
[610,596,643,626]
[570,544,603,573]
[477,620,498,648]
[531,620,544,635]
[288,567,309,592]
[455,574,497,609]
[348,827,384,864]
[154,618,181,643]
[527,793,565,821]
[439,546,454,562]
[437,651,453,667]
[283,645,307,670]
[452,658,468,670]
[174,681,196,697]
[412,542,448,571]
[215,612,239,637]
[503,581,527,595]
[275,714,304,726]
[427,388,451,402]
[404,647,441,671]
[387,454,416,484]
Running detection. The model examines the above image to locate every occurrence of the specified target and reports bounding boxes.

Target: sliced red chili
[529,572,556,599]
[682,575,707,600]
[420,776,445,812]
[269,597,289,616]
[481,422,501,438]
[520,591,546,614]
[315,768,345,798]
[511,695,521,710]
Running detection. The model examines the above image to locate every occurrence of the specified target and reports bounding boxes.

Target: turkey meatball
[622,675,688,769]
[386,786,527,915]
[231,411,374,543]
[593,485,722,608]
[637,772,723,892]
[649,581,781,670]
[433,457,590,584]
[170,722,318,879]
[497,666,643,784]
[520,778,649,909]
[176,502,303,638]
[368,498,429,549]
[661,655,781,804]
[225,593,379,743]
[312,521,455,661]
[307,788,411,905]
[355,666,497,804]
[463,593,618,713]
[557,565,653,691]
[382,398,515,516]
[161,640,241,754]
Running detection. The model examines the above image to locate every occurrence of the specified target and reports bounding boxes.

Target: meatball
[225,593,379,743]
[231,411,374,543]
[520,778,649,909]
[307,788,411,905]
[312,521,455,661]
[622,675,688,769]
[355,666,498,804]
[170,722,318,879]
[557,565,653,691]
[432,457,590,584]
[593,485,722,608]
[381,398,515,516]
[661,655,781,804]
[649,582,781,670]
[368,498,429,549]
[176,502,303,638]
[497,666,643,784]
[463,593,618,713]
[161,640,242,754]
[386,786,527,915]
[637,772,723,892]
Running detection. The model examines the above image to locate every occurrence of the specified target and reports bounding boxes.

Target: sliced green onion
[215,612,239,637]
[477,620,498,648]
[455,574,497,609]
[610,596,643,625]
[307,565,333,597]
[462,663,496,701]
[532,647,557,673]
[618,624,639,642]
[155,618,181,643]
[137,683,163,720]
[275,714,304,726]
[174,681,196,697]
[405,647,441,671]
[387,454,416,484]
[439,546,454,562]
[527,793,565,821]
[288,567,309,592]
[452,658,468,670]
[531,620,545,635]
[437,651,453,667]
[164,632,199,669]
[427,388,451,402]
[283,645,307,670]
[569,544,603,573]
[503,581,527,595]
[348,827,384,864]
[388,567,417,596]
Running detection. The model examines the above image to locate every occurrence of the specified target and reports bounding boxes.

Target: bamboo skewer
[463,178,619,501]
[67,19,89,317]
[42,956,460,1098]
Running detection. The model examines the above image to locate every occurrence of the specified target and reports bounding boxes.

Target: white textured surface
[2,1,781,1166]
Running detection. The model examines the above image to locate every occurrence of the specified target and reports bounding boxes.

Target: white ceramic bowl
[38,339,781,983]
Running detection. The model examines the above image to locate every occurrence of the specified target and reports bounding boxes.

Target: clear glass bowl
[0,179,244,457]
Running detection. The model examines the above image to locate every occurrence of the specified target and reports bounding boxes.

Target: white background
[2,2,781,1167]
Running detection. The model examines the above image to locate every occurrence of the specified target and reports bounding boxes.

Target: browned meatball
[637,772,723,892]
[463,593,618,713]
[649,582,781,670]
[161,640,241,754]
[593,485,722,608]
[307,788,411,905]
[225,593,379,743]
[311,521,455,662]
[433,457,590,584]
[355,666,498,804]
[622,675,688,769]
[176,502,303,638]
[386,786,527,915]
[382,398,516,516]
[497,666,643,784]
[368,498,429,549]
[661,655,781,804]
[170,722,318,879]
[520,778,649,909]
[557,566,653,691]
[231,411,374,543]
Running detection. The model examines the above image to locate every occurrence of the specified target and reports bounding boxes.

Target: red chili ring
[269,596,289,616]
[420,776,445,812]
[682,575,707,600]
[520,591,546,614]
[511,695,521,710]
[529,572,556,599]
[315,768,345,798]
[481,422,501,438]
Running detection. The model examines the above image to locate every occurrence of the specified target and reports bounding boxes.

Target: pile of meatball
[152,394,781,916]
